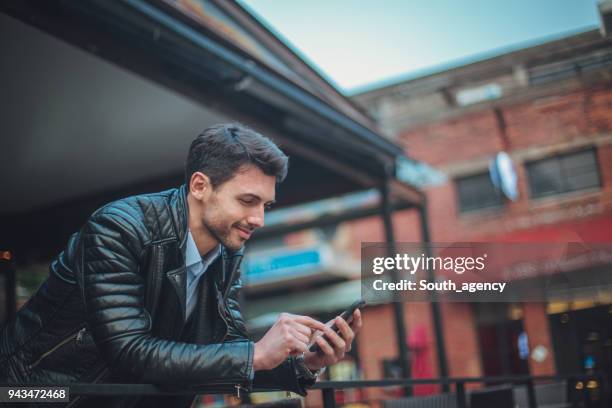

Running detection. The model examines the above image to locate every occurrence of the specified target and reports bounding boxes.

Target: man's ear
[189,172,212,200]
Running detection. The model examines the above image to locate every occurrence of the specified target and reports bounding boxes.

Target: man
[0,123,362,407]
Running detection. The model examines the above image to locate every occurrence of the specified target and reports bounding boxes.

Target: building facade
[350,28,612,402]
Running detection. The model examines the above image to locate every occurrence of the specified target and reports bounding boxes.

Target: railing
[3,373,609,408]
[313,374,609,408]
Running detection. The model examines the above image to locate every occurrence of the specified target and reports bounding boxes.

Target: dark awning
[0,0,422,257]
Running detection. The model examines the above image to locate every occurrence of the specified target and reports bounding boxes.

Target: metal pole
[1,256,16,324]
[380,179,412,397]
[584,376,594,408]
[526,379,537,408]
[601,372,610,408]
[321,388,336,408]
[417,200,450,391]
[456,381,466,408]
[7,266,16,322]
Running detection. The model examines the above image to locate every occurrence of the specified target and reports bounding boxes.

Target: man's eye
[264,204,273,211]
[240,199,254,205]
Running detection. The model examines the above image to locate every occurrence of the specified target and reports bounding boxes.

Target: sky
[239,0,601,94]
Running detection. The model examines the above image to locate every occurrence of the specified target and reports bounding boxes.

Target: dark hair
[185,123,288,188]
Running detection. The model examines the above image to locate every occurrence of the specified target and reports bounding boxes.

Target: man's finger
[292,322,313,338]
[315,334,335,356]
[322,323,346,351]
[293,315,328,332]
[293,340,309,354]
[286,334,309,354]
[352,309,363,332]
[290,328,311,345]
[335,316,354,351]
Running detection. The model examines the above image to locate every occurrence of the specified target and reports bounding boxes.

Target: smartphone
[308,299,366,353]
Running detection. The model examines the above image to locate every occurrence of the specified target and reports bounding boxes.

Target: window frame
[526,147,601,200]
[455,170,505,214]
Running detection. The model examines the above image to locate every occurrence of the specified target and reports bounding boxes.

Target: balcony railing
[2,373,609,408]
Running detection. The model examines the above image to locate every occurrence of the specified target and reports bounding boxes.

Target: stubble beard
[203,216,244,251]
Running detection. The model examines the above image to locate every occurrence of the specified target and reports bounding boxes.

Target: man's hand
[303,309,362,371]
[254,313,329,371]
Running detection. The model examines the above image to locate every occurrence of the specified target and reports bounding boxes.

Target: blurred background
[1,0,611,407]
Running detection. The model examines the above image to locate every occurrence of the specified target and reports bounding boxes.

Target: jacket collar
[169,184,189,254]
[169,184,244,291]
[171,184,245,259]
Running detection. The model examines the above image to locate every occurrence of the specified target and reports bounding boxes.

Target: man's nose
[247,207,265,228]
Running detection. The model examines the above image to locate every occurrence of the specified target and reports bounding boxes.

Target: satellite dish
[489,152,518,201]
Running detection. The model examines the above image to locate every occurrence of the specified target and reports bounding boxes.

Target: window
[527,148,600,199]
[456,172,503,213]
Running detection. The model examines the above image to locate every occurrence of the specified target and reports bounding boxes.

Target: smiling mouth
[235,226,253,240]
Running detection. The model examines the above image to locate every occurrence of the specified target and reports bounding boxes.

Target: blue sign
[243,247,326,283]
[396,156,447,187]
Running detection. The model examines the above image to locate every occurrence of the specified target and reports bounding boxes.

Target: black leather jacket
[0,185,315,407]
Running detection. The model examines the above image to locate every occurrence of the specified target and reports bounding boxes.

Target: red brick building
[349,28,612,402]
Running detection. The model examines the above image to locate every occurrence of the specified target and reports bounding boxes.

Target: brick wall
[346,83,612,388]
[396,85,612,243]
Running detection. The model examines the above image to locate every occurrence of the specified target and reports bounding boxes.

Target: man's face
[201,165,276,251]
